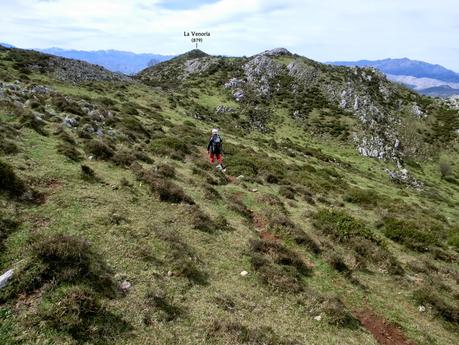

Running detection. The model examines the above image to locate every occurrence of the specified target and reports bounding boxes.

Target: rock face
[243,55,284,97]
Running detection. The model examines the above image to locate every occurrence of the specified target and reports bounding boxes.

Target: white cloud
[0,0,458,70]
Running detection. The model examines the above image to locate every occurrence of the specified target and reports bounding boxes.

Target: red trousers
[209,152,222,164]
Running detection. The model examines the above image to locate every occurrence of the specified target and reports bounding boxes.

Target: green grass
[0,48,458,345]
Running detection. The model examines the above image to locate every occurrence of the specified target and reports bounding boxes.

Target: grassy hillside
[0,46,458,345]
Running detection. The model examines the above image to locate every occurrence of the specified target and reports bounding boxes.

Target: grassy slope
[0,49,458,345]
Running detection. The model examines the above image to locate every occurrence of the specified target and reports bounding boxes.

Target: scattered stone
[0,269,14,289]
[418,305,426,312]
[385,168,423,189]
[63,115,78,128]
[240,270,249,277]
[224,78,244,89]
[314,315,322,321]
[233,90,245,102]
[215,105,234,114]
[119,280,132,292]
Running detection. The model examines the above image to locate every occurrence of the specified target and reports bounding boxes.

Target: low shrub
[213,294,236,312]
[227,194,253,221]
[150,137,192,160]
[112,149,136,167]
[0,213,19,254]
[19,110,48,136]
[39,285,131,342]
[134,150,154,164]
[413,286,459,324]
[257,194,286,212]
[0,234,116,301]
[249,239,311,292]
[325,252,350,273]
[349,238,404,275]
[153,180,194,204]
[143,289,183,323]
[189,205,216,233]
[439,161,452,179]
[208,320,300,345]
[0,139,19,155]
[279,185,296,199]
[309,295,359,328]
[56,128,77,145]
[81,164,97,180]
[156,230,208,285]
[313,209,382,245]
[155,163,176,178]
[0,160,26,197]
[382,217,440,252]
[85,140,115,160]
[268,214,321,253]
[53,95,85,116]
[202,184,221,200]
[57,142,83,162]
[343,188,380,207]
[447,225,459,250]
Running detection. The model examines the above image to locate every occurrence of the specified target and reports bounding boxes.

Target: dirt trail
[354,310,417,345]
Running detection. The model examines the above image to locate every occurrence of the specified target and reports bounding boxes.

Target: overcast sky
[1,0,458,71]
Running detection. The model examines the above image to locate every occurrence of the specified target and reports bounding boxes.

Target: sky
[1,0,458,71]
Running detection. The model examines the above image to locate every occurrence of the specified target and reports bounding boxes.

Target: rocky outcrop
[385,168,423,189]
[446,95,459,110]
[258,48,292,57]
[0,80,119,141]
[183,57,219,76]
[242,55,284,97]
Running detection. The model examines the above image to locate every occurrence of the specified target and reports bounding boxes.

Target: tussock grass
[38,284,132,342]
[249,238,312,293]
[0,160,26,197]
[413,286,459,324]
[0,234,116,301]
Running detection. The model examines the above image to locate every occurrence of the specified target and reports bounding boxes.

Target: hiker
[207,128,225,171]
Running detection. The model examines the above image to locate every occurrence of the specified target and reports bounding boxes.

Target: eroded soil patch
[354,309,417,345]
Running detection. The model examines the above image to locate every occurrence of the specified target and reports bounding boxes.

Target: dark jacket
[207,134,223,154]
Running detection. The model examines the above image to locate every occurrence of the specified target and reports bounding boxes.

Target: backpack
[210,135,222,153]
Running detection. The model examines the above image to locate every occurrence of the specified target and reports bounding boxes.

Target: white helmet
[212,128,219,135]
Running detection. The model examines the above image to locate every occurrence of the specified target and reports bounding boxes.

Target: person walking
[207,128,225,171]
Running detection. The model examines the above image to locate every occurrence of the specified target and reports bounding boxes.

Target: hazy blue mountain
[36,48,174,75]
[0,42,15,48]
[329,58,459,97]
[329,58,459,83]
[419,85,459,97]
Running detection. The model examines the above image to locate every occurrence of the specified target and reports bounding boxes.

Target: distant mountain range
[36,48,174,75]
[0,42,15,48]
[1,42,458,96]
[329,58,459,97]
